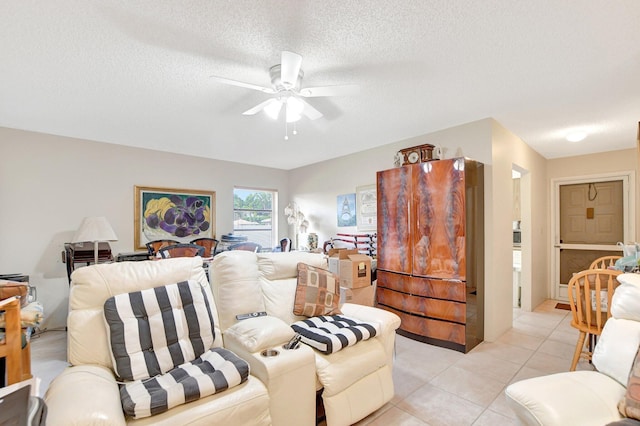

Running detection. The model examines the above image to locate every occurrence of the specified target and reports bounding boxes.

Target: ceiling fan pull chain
[284,120,289,140]
[293,121,297,136]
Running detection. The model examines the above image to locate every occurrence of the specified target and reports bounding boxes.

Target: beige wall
[488,121,549,340]
[0,127,289,328]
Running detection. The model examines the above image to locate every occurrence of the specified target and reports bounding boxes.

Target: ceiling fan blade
[280,51,303,89]
[211,75,275,94]
[242,98,280,115]
[300,99,323,120]
[299,84,359,97]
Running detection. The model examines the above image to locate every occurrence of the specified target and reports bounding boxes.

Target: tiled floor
[31,299,591,425]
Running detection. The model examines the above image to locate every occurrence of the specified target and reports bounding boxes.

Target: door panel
[377,167,412,274]
[555,178,627,301]
[411,159,466,280]
[559,249,621,283]
[560,182,623,244]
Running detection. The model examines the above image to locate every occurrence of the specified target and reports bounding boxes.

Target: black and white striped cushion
[291,315,380,354]
[121,347,249,419]
[104,280,216,381]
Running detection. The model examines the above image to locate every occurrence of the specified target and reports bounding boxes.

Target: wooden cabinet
[376,158,484,353]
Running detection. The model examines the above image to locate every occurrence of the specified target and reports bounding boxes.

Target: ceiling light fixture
[285,97,304,123]
[262,94,304,140]
[566,131,587,142]
[264,99,283,120]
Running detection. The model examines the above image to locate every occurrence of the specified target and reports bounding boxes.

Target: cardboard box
[340,284,376,307]
[327,247,358,258]
[328,250,371,288]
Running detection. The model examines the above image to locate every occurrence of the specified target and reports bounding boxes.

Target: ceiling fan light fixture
[264,99,283,120]
[286,112,302,123]
[285,97,304,123]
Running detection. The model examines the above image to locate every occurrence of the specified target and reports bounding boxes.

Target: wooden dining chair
[228,242,262,253]
[567,268,622,371]
[0,297,24,386]
[190,238,219,257]
[589,255,622,270]
[145,239,179,256]
[157,243,205,259]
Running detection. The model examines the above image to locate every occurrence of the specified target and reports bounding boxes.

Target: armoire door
[411,159,467,280]
[377,166,412,274]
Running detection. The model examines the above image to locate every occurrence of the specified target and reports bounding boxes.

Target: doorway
[512,169,522,308]
[512,164,531,312]
[551,173,635,301]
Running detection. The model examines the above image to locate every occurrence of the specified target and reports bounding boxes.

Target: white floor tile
[430,366,506,407]
[496,329,544,351]
[396,382,485,426]
[472,409,517,425]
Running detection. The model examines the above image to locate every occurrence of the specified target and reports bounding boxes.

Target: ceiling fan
[211,51,357,123]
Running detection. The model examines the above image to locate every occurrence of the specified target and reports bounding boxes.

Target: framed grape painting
[134,186,216,250]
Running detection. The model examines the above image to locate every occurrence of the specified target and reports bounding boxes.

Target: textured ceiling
[1,1,639,170]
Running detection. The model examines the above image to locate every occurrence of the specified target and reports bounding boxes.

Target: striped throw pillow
[121,347,249,419]
[104,280,216,381]
[291,315,379,354]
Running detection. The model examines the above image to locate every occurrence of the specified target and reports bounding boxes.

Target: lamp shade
[285,97,304,123]
[71,216,118,243]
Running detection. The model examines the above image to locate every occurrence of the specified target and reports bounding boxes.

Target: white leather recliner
[505,273,640,425]
[44,257,271,426]
[209,251,401,426]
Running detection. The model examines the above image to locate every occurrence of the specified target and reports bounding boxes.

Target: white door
[552,173,634,301]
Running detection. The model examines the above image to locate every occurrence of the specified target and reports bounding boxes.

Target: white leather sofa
[505,273,640,425]
[209,250,401,426]
[44,257,271,426]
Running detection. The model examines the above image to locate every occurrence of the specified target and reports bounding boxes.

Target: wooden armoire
[375,157,484,353]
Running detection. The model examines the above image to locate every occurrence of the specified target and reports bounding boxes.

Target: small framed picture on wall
[356,184,377,231]
[337,193,356,227]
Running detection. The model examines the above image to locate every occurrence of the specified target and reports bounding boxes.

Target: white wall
[0,127,290,328]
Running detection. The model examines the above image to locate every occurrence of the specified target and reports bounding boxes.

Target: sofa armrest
[223,321,317,426]
[505,371,625,426]
[224,315,295,353]
[340,303,401,364]
[341,303,401,331]
[44,365,126,426]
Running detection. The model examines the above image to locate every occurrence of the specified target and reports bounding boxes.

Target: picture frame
[134,186,216,250]
[356,184,377,231]
[336,193,357,227]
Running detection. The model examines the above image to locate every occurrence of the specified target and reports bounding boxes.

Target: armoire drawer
[378,305,466,346]
[376,287,466,323]
[377,270,466,302]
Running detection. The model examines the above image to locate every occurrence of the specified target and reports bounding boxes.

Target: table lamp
[71,216,118,263]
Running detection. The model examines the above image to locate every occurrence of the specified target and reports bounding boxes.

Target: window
[233,188,276,249]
